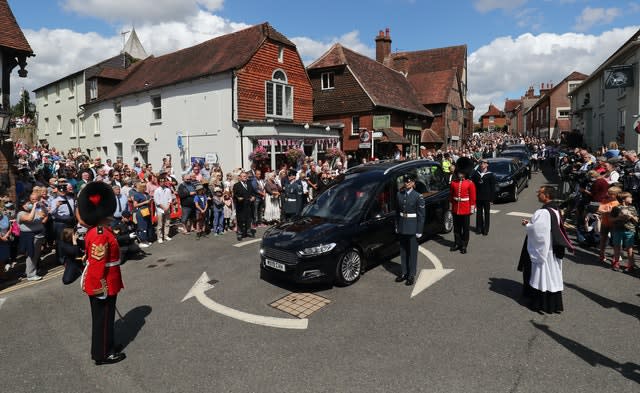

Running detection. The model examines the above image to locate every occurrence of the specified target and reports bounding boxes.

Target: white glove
[416,233,422,239]
[129,232,137,239]
[471,206,477,214]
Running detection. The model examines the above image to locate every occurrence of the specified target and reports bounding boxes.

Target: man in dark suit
[395,173,426,286]
[233,171,255,241]
[471,159,496,235]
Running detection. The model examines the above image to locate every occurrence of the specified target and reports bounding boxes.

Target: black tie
[117,196,122,213]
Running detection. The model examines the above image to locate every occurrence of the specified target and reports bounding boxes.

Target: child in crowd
[211,187,225,236]
[194,184,208,238]
[610,191,637,272]
[223,190,234,232]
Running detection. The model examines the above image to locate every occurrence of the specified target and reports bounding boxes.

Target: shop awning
[240,121,341,140]
[376,128,411,144]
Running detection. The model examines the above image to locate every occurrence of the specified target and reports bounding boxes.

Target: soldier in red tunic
[449,157,477,254]
[78,181,126,365]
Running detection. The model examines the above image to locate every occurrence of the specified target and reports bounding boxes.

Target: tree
[11,89,35,120]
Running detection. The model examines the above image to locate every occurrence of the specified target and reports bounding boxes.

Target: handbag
[10,220,20,236]
[139,207,150,217]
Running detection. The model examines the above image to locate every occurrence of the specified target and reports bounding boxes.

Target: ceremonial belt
[453,197,469,201]
[105,261,120,267]
[400,213,417,218]
[286,198,297,202]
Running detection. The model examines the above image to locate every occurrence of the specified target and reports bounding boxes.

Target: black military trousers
[398,234,418,278]
[475,201,491,235]
[89,295,118,361]
[236,206,252,236]
[453,214,470,248]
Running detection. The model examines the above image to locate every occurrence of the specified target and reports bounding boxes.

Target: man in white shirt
[154,180,174,243]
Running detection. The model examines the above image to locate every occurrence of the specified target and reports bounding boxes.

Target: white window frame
[44,117,49,136]
[351,116,360,136]
[68,79,75,99]
[114,101,122,126]
[79,118,86,137]
[278,46,284,63]
[56,115,62,134]
[115,142,123,161]
[489,116,495,123]
[265,70,293,119]
[568,81,581,94]
[70,118,76,138]
[151,95,162,123]
[89,79,98,100]
[93,113,100,135]
[556,107,570,119]
[321,72,335,90]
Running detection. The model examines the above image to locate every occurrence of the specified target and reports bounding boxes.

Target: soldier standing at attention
[282,169,304,221]
[395,173,425,286]
[450,157,476,254]
[78,182,126,365]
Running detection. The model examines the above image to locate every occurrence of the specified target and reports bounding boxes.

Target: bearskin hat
[77,181,117,226]
[455,157,474,178]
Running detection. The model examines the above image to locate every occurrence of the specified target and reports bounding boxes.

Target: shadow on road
[565,282,640,321]
[115,305,152,351]
[487,277,529,308]
[531,321,640,384]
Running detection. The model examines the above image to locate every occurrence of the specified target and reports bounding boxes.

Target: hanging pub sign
[604,65,634,89]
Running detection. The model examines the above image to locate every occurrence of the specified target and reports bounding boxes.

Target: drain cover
[270,293,330,318]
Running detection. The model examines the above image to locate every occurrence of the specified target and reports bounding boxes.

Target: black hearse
[260,160,452,286]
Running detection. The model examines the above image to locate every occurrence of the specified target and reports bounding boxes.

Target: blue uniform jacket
[396,189,426,235]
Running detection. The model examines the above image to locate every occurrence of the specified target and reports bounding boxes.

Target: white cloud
[468,26,639,119]
[574,7,622,32]
[292,31,373,65]
[62,0,224,24]
[473,0,527,13]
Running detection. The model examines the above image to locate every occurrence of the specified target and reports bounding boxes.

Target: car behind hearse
[482,157,529,202]
[260,160,453,286]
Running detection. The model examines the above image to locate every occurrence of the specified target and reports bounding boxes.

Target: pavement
[0,166,638,393]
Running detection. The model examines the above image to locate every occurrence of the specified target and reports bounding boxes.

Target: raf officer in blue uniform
[395,173,426,286]
[283,169,304,220]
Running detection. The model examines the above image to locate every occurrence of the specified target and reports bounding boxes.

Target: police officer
[450,157,476,254]
[395,173,425,286]
[471,159,495,235]
[283,169,304,220]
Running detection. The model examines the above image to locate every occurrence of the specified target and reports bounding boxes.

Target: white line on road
[490,209,501,214]
[182,272,308,330]
[0,297,6,310]
[506,212,533,218]
[233,239,261,248]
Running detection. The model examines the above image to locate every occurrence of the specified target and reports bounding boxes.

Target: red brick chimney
[375,27,392,63]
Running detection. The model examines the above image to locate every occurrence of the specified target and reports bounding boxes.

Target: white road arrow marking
[182,272,308,330]
[410,246,454,298]
[490,209,501,214]
[506,212,533,218]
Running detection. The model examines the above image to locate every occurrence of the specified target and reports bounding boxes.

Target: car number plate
[265,259,286,272]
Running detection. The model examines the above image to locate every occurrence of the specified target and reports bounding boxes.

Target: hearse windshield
[302,173,379,223]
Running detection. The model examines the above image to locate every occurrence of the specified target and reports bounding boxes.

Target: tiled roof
[481,104,504,118]
[504,99,521,113]
[94,23,294,103]
[379,128,411,144]
[309,44,432,117]
[407,69,456,105]
[0,0,33,54]
[97,67,130,80]
[421,128,443,143]
[386,45,466,79]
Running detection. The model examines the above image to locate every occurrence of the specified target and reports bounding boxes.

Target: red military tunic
[81,225,124,296]
[450,178,477,216]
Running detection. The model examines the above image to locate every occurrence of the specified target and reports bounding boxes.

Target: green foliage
[11,90,35,120]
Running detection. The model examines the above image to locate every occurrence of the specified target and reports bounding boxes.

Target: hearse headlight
[498,180,513,187]
[297,243,337,256]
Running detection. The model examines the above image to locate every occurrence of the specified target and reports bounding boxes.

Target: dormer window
[321,72,335,90]
[89,79,98,100]
[266,70,293,119]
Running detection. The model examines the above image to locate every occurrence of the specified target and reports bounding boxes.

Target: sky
[6,0,640,120]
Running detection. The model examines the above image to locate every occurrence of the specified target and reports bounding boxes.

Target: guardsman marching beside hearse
[449,157,476,254]
[395,173,426,286]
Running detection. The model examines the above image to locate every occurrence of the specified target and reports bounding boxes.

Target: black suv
[260,160,452,286]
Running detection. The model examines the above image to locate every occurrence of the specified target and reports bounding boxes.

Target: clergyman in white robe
[525,207,564,313]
